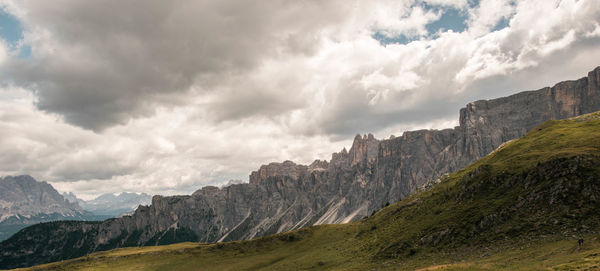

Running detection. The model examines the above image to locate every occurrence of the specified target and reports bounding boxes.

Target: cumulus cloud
[371,4,442,38]
[1,0,353,130]
[0,88,347,199]
[455,0,600,84]
[0,0,599,197]
[467,0,516,35]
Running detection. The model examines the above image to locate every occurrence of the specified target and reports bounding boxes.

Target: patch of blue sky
[490,1,516,32]
[0,9,31,58]
[425,7,468,35]
[491,16,511,32]
[372,32,417,46]
[372,3,469,46]
[0,9,22,43]
[467,0,480,8]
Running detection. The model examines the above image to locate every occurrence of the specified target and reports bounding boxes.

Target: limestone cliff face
[2,67,600,269]
[348,133,379,167]
[458,73,600,161]
[370,66,600,207]
[249,161,307,185]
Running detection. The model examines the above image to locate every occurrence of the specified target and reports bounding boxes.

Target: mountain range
[63,192,152,217]
[0,176,152,242]
[10,107,600,270]
[1,66,599,269]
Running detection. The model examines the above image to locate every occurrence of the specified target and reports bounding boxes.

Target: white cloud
[468,0,516,35]
[1,0,356,130]
[585,22,600,38]
[456,0,600,84]
[371,4,442,38]
[0,87,348,199]
[0,41,5,64]
[0,0,599,198]
[424,0,468,9]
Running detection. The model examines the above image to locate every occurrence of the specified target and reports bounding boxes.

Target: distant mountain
[0,175,96,241]
[61,192,84,206]
[62,191,152,218]
[78,192,152,217]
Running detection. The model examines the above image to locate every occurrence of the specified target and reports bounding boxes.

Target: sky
[0,0,599,200]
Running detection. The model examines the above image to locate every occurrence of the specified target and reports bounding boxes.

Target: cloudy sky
[0,0,599,199]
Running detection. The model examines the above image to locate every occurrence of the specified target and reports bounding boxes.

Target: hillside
[10,111,600,270]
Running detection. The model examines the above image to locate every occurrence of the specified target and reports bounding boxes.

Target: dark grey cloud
[2,0,348,130]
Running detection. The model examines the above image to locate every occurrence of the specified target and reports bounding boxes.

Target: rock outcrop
[2,66,600,269]
[249,160,308,185]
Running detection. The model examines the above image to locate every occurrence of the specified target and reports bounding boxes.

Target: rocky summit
[1,66,600,269]
[0,175,92,241]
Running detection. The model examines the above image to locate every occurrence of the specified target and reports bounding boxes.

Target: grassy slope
[15,112,600,271]
[18,236,600,271]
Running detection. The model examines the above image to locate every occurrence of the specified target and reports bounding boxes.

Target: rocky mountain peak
[0,175,82,212]
[249,160,308,185]
[0,175,91,241]
[329,148,349,169]
[61,192,81,204]
[349,133,380,167]
[308,160,329,172]
[201,186,220,193]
